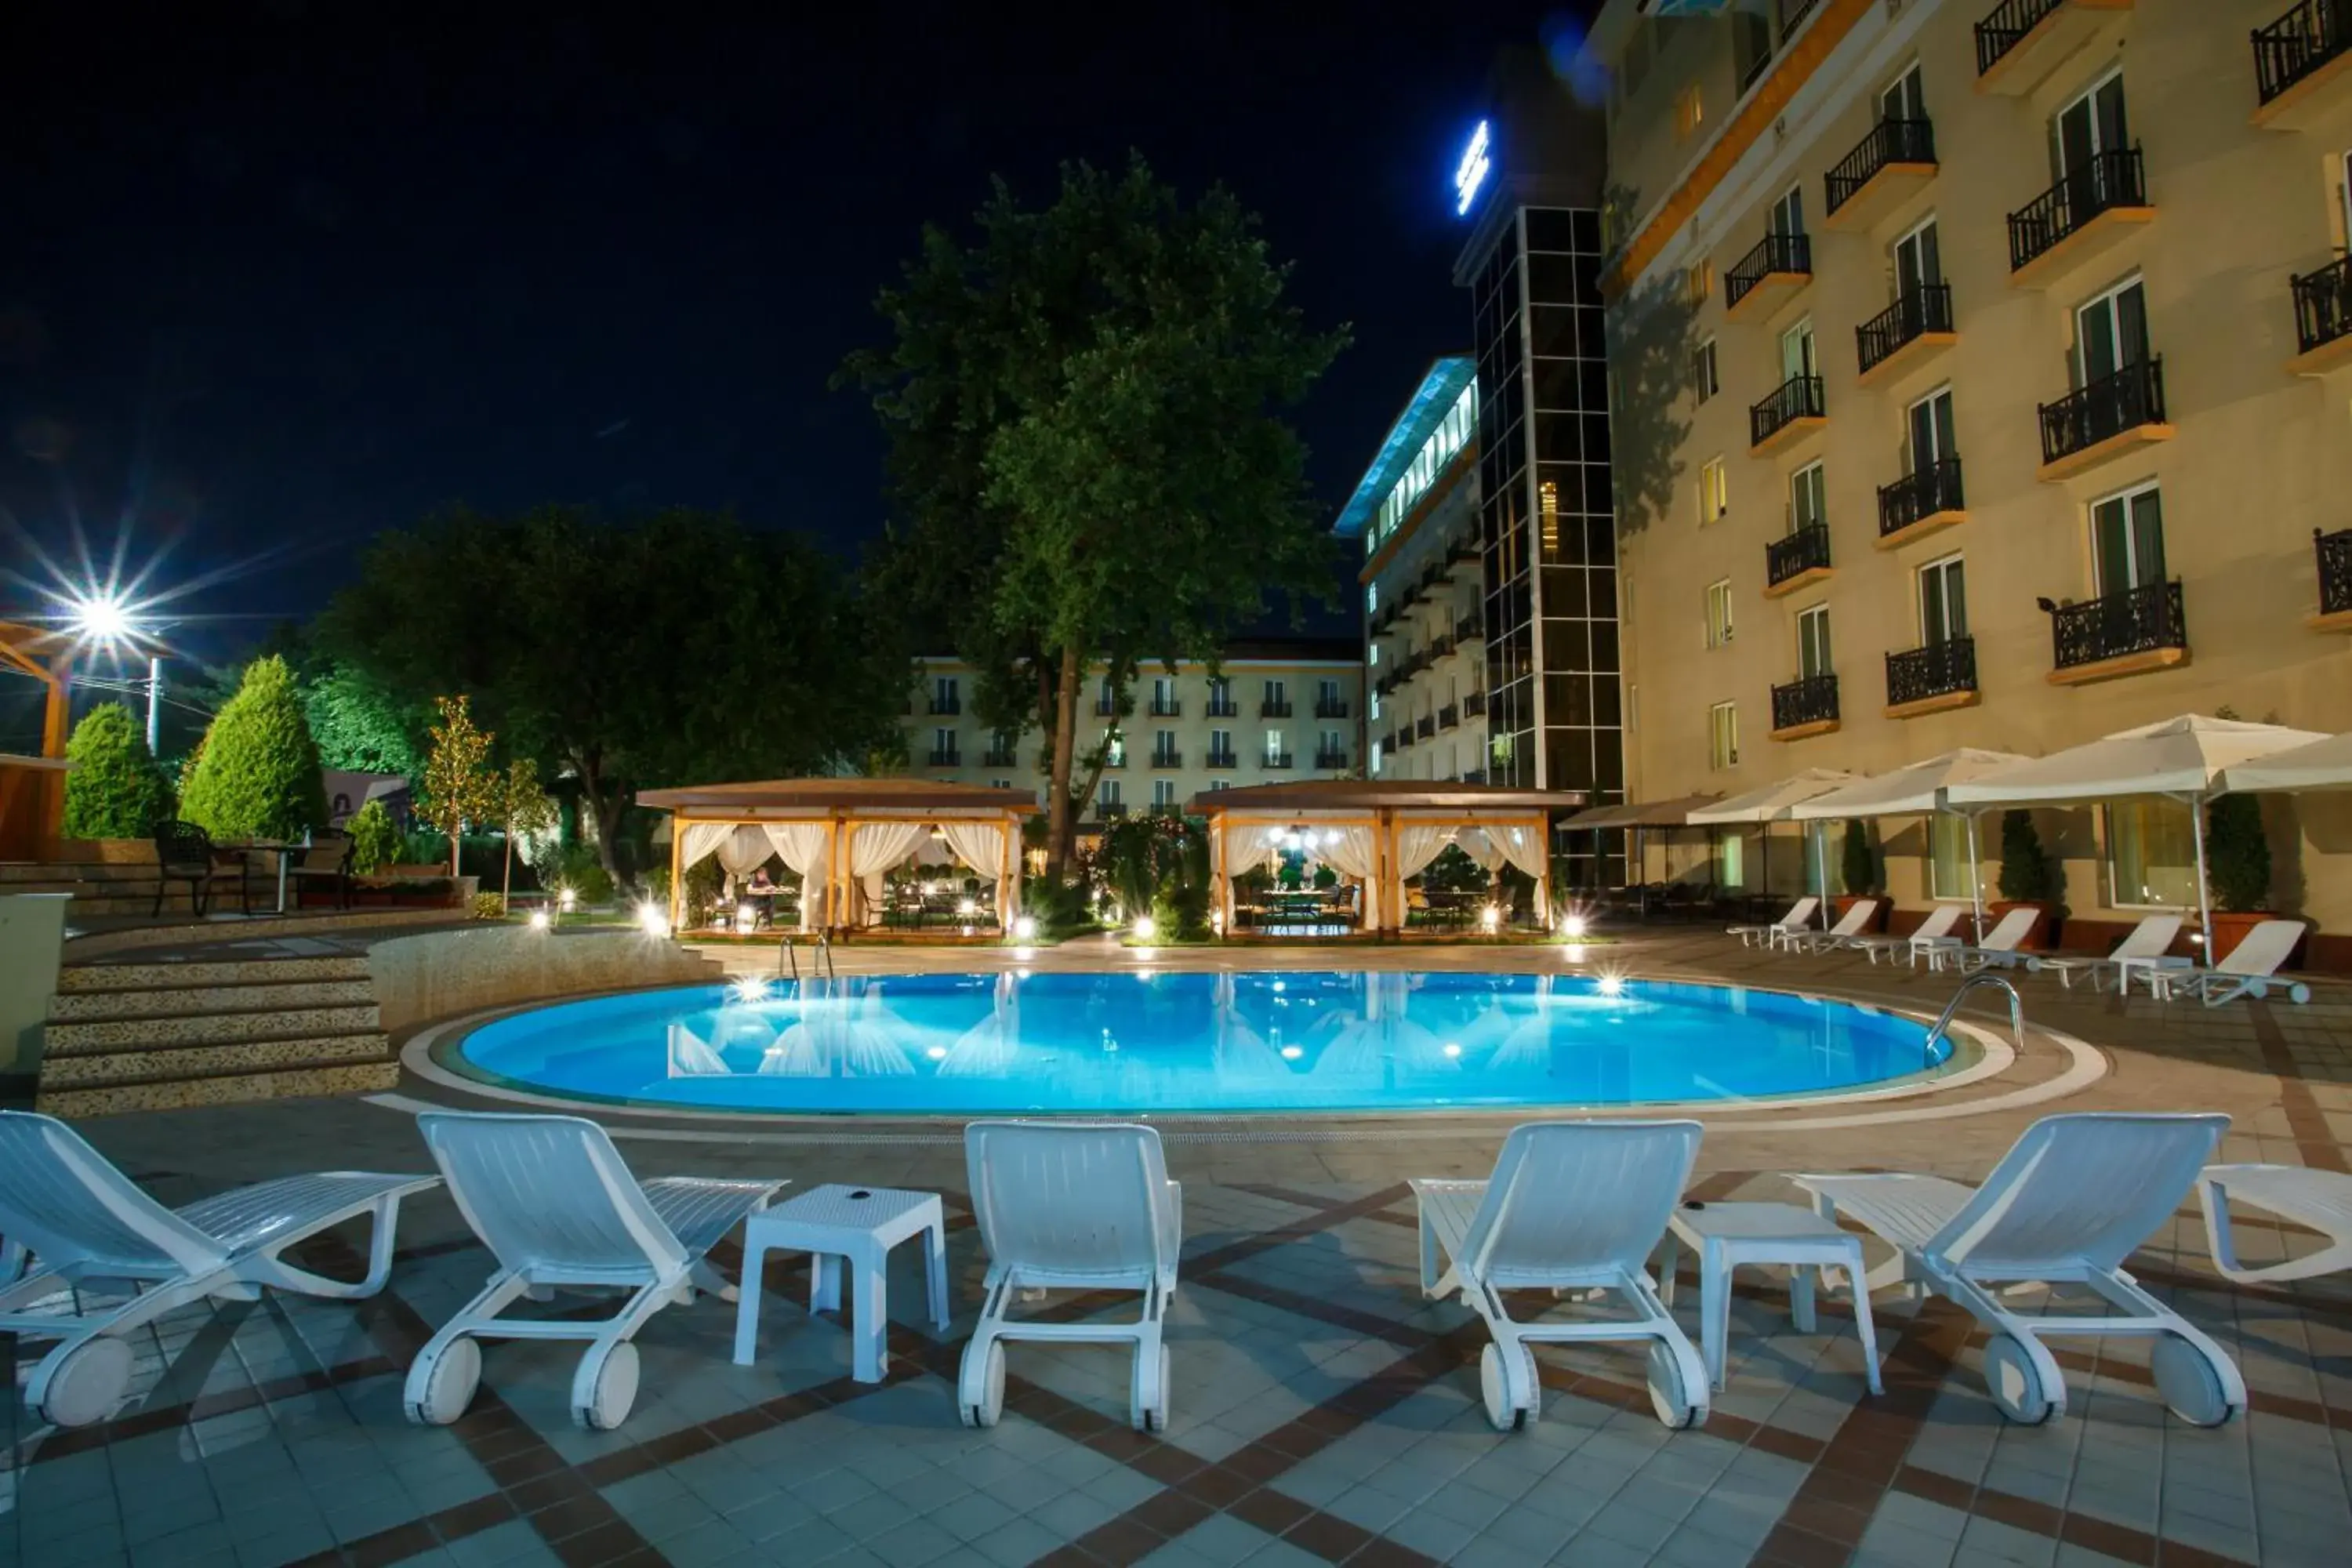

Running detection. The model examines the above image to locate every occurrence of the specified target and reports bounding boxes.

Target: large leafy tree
[847,154,1347,876]
[61,702,172,839]
[321,505,903,889]
[178,655,328,841]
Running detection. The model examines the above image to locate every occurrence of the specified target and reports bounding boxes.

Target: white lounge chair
[958,1120,1182,1434]
[2196,1164,2352,1285]
[1923,906,2037,974]
[1729,897,1818,949]
[1785,898,1884,955]
[1795,1112,2245,1428]
[2151,920,2312,1006]
[1412,1120,1710,1432]
[404,1112,783,1431]
[2031,913,2184,992]
[1844,904,1963,967]
[0,1110,438,1428]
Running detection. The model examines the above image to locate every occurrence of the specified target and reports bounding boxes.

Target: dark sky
[2,0,1594,670]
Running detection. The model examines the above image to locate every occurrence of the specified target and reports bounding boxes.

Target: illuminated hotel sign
[1453,120,1492,216]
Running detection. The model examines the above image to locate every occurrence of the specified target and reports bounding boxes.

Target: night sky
[2,1,1595,677]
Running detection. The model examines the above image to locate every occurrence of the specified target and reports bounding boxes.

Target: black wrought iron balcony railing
[1099,751,1126,770]
[1206,696,1239,717]
[1095,801,1128,820]
[1149,699,1181,717]
[1826,118,1936,216]
[1149,750,1182,769]
[1770,673,1840,733]
[1206,749,1239,769]
[2319,528,2352,616]
[1437,704,1460,731]
[1456,615,1486,642]
[2009,148,2147,273]
[1766,523,1832,587]
[1856,285,1954,376]
[1416,715,1437,741]
[1315,750,1348,771]
[1381,731,1400,754]
[2293,255,2352,356]
[1314,698,1350,719]
[1261,751,1294,770]
[1094,698,1126,717]
[926,749,961,768]
[1464,691,1487,717]
[1878,458,1965,537]
[1976,0,2066,75]
[1261,699,1294,719]
[927,698,961,716]
[2052,581,2188,671]
[1394,726,1415,750]
[1726,231,1813,311]
[2038,358,2166,465]
[981,748,1018,768]
[1886,637,1977,708]
[2256,0,2352,106]
[1750,375,1826,448]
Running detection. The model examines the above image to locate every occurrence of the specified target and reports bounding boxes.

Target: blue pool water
[454,971,1955,1115]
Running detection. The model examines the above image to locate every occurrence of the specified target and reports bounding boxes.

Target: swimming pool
[451,970,1957,1115]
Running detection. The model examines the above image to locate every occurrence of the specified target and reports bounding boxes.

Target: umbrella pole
[1812,821,1831,927]
[1964,810,1984,941]
[2191,791,2213,970]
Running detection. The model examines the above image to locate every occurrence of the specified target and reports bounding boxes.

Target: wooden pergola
[0,622,75,858]
[637,779,1036,936]
[1189,780,1587,936]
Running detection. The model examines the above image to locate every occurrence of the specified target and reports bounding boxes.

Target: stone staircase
[0,858,181,919]
[36,955,401,1117]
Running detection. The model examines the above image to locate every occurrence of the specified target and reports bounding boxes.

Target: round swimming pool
[449,970,1957,1115]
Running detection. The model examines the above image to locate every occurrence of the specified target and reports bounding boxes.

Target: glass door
[1780,318,1817,380]
[2092,485,2165,593]
[2056,71,2129,176]
[2076,279,2149,385]
[1894,219,1941,296]
[1907,387,1956,470]
[1918,554,1967,645]
[1881,64,1924,123]
[1790,462,1827,533]
[1797,605,1833,679]
[1770,184,1804,238]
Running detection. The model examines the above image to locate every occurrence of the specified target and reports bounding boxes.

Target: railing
[1856,285,1954,376]
[1464,691,1487,717]
[778,932,835,984]
[1206,750,1238,769]
[1149,750,1182,768]
[1206,696,1239,717]
[2051,580,2187,670]
[1438,704,1460,731]
[1149,699,1181,717]
[925,749,960,767]
[2319,528,2352,616]
[1750,375,1826,447]
[1094,698,1124,717]
[1461,768,1488,785]
[927,697,960,716]
[1886,637,1977,707]
[1726,231,1812,311]
[1738,43,1775,94]
[1925,973,2025,1062]
[1262,751,1294,770]
[1456,615,1486,642]
[2293,255,2352,356]
[1315,698,1350,718]
[1315,750,1348,770]
[1766,523,1832,587]
[1413,715,1435,742]
[1381,731,1399,754]
[1394,726,1415,750]
[1770,673,1839,732]
[1095,802,1127,820]
[2256,0,2351,106]
[1780,0,1820,33]
[2008,147,2147,272]
[2038,358,2165,465]
[1975,0,2066,75]
[1878,457,1965,536]
[981,748,1017,768]
[1826,118,1936,216]
[1261,700,1293,718]
[1099,750,1126,770]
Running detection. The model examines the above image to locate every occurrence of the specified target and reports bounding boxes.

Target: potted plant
[1991,809,2061,950]
[1833,818,1886,931]
[2203,794,2280,963]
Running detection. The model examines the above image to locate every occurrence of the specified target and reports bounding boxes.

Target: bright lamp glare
[527,909,550,931]
[67,592,139,646]
[1012,915,1038,941]
[1133,914,1158,941]
[636,902,670,938]
[1561,913,1588,939]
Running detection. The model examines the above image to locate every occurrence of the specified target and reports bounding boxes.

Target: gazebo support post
[1531,814,1551,931]
[667,816,685,932]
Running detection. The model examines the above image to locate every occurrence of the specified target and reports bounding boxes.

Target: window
[1693,337,1719,403]
[2076,276,2150,386]
[1207,677,1234,714]
[1708,702,1740,771]
[1370,739,1384,775]
[1927,815,1975,902]
[1317,677,1343,713]
[931,675,959,713]
[1704,579,1735,649]
[1717,829,1744,890]
[1369,689,1381,720]
[1881,64,1925,125]
[1894,216,1941,296]
[990,779,1012,791]
[1698,456,1730,524]
[1769,184,1805,239]
[1919,554,1967,645]
[931,727,957,761]
[1152,675,1177,714]
[1318,730,1345,765]
[1097,676,1120,713]
[1263,678,1287,711]
[1210,728,1233,760]
[1675,83,1704,139]
[2055,69,2129,180]
[1104,734,1126,768]
[1152,779,1178,808]
[1686,258,1715,305]
[1789,462,1827,533]
[2091,481,2165,594]
[1152,728,1177,760]
[2107,798,2198,908]
[1263,729,1287,764]
[1907,387,1956,472]
[1796,605,1833,679]
[1780,317,1818,381]
[1099,779,1123,808]
[1366,583,1378,612]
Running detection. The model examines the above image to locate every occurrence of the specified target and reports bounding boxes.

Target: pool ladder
[778,932,837,984]
[1926,973,2025,1059]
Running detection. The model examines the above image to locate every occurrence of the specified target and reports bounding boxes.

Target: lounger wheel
[1130,1345,1171,1433]
[1645,1341,1703,1431]
[35,1336,133,1428]
[959,1340,1006,1428]
[405,1337,482,1426]
[1982,1334,2053,1425]
[2151,1334,2236,1428]
[572,1341,641,1430]
[1479,1343,1540,1432]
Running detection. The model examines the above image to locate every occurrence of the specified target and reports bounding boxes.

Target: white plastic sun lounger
[1413,1120,1710,1432]
[1729,897,1817,949]
[958,1120,1182,1433]
[2197,1164,2352,1284]
[1923,906,2037,975]
[1785,898,1883,955]
[404,1112,783,1431]
[0,1110,438,1428]
[2150,920,2313,1007]
[1844,904,1962,967]
[2030,913,2183,992]
[1795,1112,2245,1428]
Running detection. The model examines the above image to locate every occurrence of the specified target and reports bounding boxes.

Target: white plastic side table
[1655,1201,1882,1395]
[2119,954,2194,998]
[731,1184,949,1382]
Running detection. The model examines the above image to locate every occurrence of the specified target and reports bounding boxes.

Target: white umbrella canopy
[1787,750,2031,820]
[1944,715,2328,808]
[1686,769,1857,824]
[2217,731,2352,794]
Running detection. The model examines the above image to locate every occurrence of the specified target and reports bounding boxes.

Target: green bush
[1840,818,1874,896]
[177,655,327,842]
[469,891,507,920]
[1022,875,1097,939]
[1996,810,2057,903]
[2205,794,2272,913]
[1420,844,1488,895]
[533,840,616,906]
[61,702,171,839]
[347,799,403,874]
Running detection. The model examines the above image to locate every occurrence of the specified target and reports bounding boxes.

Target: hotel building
[1590,0,2352,942]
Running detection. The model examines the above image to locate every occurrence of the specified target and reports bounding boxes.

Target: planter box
[1989,900,2060,952]
[1831,895,1889,934]
[53,838,160,866]
[2207,911,2303,967]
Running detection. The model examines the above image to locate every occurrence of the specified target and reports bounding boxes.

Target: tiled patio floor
[8,930,2352,1568]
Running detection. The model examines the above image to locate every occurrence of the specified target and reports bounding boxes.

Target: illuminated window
[1539,479,1560,556]
[1104,734,1126,768]
[1928,815,1974,902]
[1675,84,1705,139]
[2107,800,2198,908]
[1704,579,1734,648]
[1790,462,1827,532]
[1372,381,1479,550]
[1698,457,1729,524]
[1708,702,1739,771]
[1693,338,1719,404]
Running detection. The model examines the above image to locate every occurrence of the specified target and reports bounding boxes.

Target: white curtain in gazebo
[1485,824,1549,884]
[714,825,773,897]
[678,822,734,870]
[1458,827,1507,871]
[1316,826,1382,931]
[850,822,927,926]
[1389,824,1452,927]
[762,822,829,931]
[938,821,1014,924]
[1218,824,1290,927]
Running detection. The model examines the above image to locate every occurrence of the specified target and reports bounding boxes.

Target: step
[58,956,375,991]
[48,978,376,1020]
[35,1059,404,1120]
[43,1004,383,1054]
[38,1032,393,1087]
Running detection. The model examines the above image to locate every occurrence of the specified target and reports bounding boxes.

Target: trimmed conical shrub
[60,702,171,839]
[178,655,328,841]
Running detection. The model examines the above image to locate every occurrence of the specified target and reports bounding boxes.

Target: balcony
[1094,698,1127,717]
[2048,580,2188,684]
[1763,524,1833,598]
[1824,118,1938,230]
[2315,528,2352,630]
[1750,375,1826,456]
[1381,731,1399,755]
[2037,358,2172,481]
[1261,751,1294,771]
[2253,0,2352,129]
[1769,674,1841,741]
[1876,459,1966,550]
[926,749,961,768]
[1206,695,1239,718]
[1261,699,1294,719]
[981,747,1018,768]
[1206,749,1238,770]
[1149,699,1181,718]
[1855,286,1957,388]
[2290,256,2352,374]
[1455,615,1486,642]
[1315,697,1350,719]
[1725,232,1813,323]
[1437,704,1460,731]
[2007,148,2151,289]
[1464,691,1487,717]
[1975,0,2135,98]
[1415,715,1436,742]
[1394,725,1415,750]
[927,697,960,716]
[1149,749,1183,769]
[1885,637,1980,718]
[1095,801,1128,821]
[1315,749,1348,771]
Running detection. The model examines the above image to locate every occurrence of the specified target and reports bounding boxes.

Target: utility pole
[146,656,164,753]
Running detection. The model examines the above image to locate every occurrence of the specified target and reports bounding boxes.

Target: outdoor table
[731,1183,949,1382]
[1654,1200,1882,1395]
[234,840,301,914]
[2118,954,2195,996]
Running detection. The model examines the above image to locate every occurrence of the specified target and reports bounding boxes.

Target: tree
[303,662,426,778]
[2205,794,2272,913]
[419,695,500,877]
[1839,819,1874,896]
[498,756,559,911]
[178,655,328,841]
[60,702,171,838]
[848,154,1348,878]
[347,798,403,875]
[1996,809,2057,903]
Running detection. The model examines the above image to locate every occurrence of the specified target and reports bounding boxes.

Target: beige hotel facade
[1588,0,2352,952]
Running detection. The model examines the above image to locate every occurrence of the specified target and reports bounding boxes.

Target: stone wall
[368,925,718,1035]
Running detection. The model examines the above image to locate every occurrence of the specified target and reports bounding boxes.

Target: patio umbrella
[1788,749,2031,932]
[1946,715,2328,964]
[1561,793,1722,899]
[1689,770,1857,924]
[2216,730,2352,794]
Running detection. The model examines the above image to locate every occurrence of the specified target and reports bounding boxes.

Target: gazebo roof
[1187,780,1584,815]
[637,778,1037,815]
